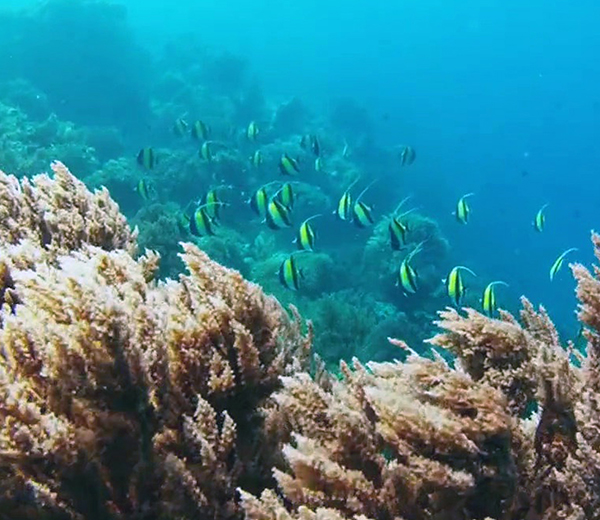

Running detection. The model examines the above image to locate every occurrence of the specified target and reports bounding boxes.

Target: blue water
[3,0,599,341]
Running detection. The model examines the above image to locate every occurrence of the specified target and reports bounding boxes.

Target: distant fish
[445,265,476,306]
[173,118,189,137]
[250,150,263,168]
[191,120,210,141]
[249,185,270,218]
[279,254,303,291]
[189,204,217,237]
[352,180,377,228]
[342,140,350,158]
[549,247,578,281]
[202,187,230,221]
[200,141,213,162]
[294,214,321,251]
[311,135,321,157]
[335,178,360,221]
[135,178,154,201]
[275,182,295,210]
[265,198,293,230]
[279,153,300,176]
[137,147,156,170]
[397,241,425,295]
[314,156,324,173]
[177,211,191,234]
[398,145,416,166]
[533,203,549,232]
[482,281,508,317]
[388,196,416,251]
[247,121,259,142]
[454,192,474,224]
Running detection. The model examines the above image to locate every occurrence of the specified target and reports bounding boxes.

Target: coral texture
[242,233,600,520]
[0,164,311,520]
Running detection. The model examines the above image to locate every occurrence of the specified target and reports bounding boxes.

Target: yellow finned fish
[137,147,156,170]
[455,192,474,224]
[279,255,303,291]
[265,198,292,230]
[398,145,416,166]
[550,247,578,281]
[249,185,270,217]
[191,120,210,141]
[135,178,154,201]
[533,203,549,232]
[202,187,230,221]
[189,204,217,237]
[295,214,321,251]
[250,150,263,168]
[177,211,191,234]
[352,180,377,228]
[334,178,358,221]
[279,153,300,176]
[200,141,213,162]
[314,156,324,172]
[388,197,416,251]
[482,281,508,317]
[275,182,295,210]
[446,265,476,306]
[247,121,259,141]
[173,118,188,137]
[397,241,425,295]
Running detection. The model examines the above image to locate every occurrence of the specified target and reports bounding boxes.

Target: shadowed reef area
[0,162,598,520]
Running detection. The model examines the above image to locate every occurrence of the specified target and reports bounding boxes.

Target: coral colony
[0,163,597,519]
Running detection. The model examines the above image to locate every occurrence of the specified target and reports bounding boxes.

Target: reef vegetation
[0,163,599,520]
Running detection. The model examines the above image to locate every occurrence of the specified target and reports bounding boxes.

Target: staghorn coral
[0,163,312,520]
[242,232,600,520]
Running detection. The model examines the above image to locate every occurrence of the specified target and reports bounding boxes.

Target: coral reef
[0,163,311,520]
[241,233,600,520]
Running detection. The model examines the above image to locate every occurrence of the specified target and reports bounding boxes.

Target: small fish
[191,120,210,141]
[203,188,225,220]
[533,203,549,232]
[446,265,476,306]
[334,178,360,221]
[300,134,311,150]
[311,135,321,157]
[250,150,263,168]
[189,204,217,237]
[455,193,474,224]
[135,178,154,201]
[342,140,350,158]
[177,211,191,234]
[279,153,300,176]
[397,241,425,295]
[137,147,156,170]
[247,121,259,141]
[549,247,578,281]
[482,281,508,317]
[249,185,270,217]
[275,182,295,210]
[279,255,303,291]
[314,156,324,172]
[200,141,213,162]
[389,217,409,251]
[294,215,321,251]
[265,198,293,230]
[173,118,189,137]
[388,196,416,251]
[352,180,377,228]
[398,145,416,166]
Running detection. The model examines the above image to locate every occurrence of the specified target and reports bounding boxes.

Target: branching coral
[242,232,600,520]
[0,164,312,520]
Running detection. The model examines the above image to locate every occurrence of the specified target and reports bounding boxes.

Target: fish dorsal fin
[454,265,477,277]
[355,179,378,203]
[393,195,413,215]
